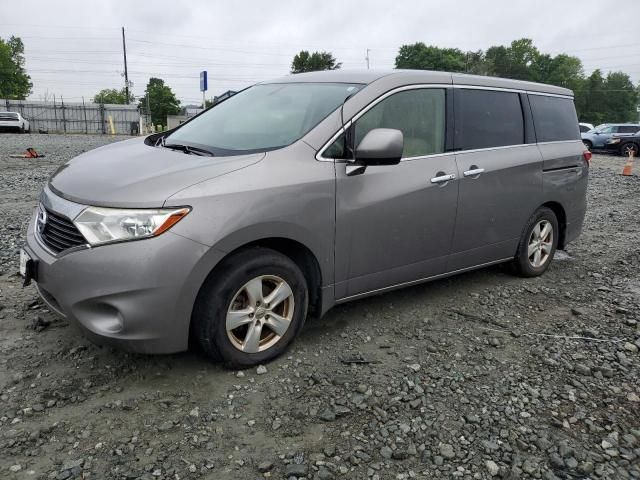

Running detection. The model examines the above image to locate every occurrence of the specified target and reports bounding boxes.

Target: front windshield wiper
[162,143,214,156]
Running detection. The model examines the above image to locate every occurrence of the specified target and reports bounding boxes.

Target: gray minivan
[21,70,589,367]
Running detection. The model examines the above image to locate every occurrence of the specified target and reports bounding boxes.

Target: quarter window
[454,89,524,150]
[353,89,446,158]
[529,94,580,142]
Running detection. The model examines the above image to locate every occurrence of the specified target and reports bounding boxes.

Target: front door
[333,87,459,299]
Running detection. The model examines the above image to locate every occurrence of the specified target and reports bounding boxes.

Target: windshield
[165,82,362,155]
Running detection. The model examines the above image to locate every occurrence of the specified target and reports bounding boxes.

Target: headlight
[74,206,190,246]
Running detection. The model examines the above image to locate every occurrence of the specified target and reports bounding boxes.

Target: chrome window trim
[316,83,450,162]
[315,83,575,162]
[453,143,538,156]
[536,139,583,146]
[455,84,574,100]
[452,84,524,94]
[526,90,574,99]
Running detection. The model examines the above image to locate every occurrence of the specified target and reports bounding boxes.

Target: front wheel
[620,142,638,157]
[512,207,558,277]
[192,247,308,368]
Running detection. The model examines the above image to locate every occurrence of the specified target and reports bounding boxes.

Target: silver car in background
[22,70,589,367]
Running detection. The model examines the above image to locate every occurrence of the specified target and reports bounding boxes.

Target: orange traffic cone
[622,150,634,176]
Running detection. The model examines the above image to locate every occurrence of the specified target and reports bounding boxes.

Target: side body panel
[449,145,543,270]
[334,154,459,299]
[537,140,588,246]
[166,141,337,294]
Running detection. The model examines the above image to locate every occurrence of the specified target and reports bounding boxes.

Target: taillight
[583,150,592,166]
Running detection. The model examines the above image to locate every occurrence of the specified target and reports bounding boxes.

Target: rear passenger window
[528,95,580,142]
[354,89,446,158]
[619,125,640,134]
[454,89,524,150]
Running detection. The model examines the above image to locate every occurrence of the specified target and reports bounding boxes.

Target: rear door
[448,87,543,271]
[333,87,459,299]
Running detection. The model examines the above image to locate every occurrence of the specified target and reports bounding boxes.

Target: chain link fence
[1,99,141,135]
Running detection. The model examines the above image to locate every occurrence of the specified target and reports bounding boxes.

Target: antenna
[365,49,371,69]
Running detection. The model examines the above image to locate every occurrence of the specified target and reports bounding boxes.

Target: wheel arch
[540,201,567,249]
[188,236,326,343]
[620,140,640,156]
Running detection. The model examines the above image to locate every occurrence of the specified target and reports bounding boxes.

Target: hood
[49,137,264,207]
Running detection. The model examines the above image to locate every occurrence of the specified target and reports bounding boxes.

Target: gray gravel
[0,133,639,479]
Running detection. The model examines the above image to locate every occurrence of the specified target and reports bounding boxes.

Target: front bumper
[25,205,219,354]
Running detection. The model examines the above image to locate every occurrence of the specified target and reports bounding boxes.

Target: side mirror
[355,128,403,166]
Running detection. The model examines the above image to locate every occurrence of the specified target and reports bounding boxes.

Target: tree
[291,51,341,74]
[580,70,607,125]
[393,38,639,125]
[602,72,638,122]
[0,36,32,99]
[93,88,134,104]
[138,77,181,127]
[485,39,540,81]
[395,43,467,72]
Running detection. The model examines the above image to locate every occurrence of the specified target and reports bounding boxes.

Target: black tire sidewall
[621,143,638,157]
[515,207,559,277]
[196,248,308,368]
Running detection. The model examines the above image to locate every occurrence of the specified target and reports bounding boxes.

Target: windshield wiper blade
[162,143,214,156]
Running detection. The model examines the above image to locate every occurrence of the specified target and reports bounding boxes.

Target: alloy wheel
[226,275,295,353]
[527,220,553,268]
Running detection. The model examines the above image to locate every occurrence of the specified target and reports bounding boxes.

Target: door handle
[430,173,456,184]
[463,167,485,177]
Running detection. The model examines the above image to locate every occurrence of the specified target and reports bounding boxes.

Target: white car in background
[579,122,594,133]
[0,111,30,133]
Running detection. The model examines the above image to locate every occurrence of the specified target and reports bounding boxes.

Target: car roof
[262,69,573,96]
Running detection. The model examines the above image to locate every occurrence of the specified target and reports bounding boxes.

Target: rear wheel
[620,142,638,157]
[512,207,558,277]
[192,247,308,368]
[20,125,25,134]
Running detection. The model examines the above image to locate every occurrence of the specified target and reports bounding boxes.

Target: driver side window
[354,89,446,158]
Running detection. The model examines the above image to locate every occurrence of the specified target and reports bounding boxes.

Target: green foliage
[395,38,639,124]
[0,36,32,99]
[396,43,466,72]
[93,88,134,104]
[138,77,181,126]
[291,51,341,74]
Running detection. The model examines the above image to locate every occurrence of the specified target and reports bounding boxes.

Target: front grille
[39,208,87,254]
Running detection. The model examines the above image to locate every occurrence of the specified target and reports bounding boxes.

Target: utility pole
[365,49,370,69]
[122,27,130,104]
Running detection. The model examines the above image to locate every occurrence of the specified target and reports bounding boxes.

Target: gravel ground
[0,133,639,480]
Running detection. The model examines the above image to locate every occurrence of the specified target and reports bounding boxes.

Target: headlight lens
[74,206,190,246]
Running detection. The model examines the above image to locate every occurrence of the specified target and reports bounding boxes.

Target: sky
[2,0,639,106]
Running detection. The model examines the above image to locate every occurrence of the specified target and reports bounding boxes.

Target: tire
[20,125,25,134]
[512,207,559,277]
[582,140,592,151]
[192,247,308,368]
[620,142,639,158]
